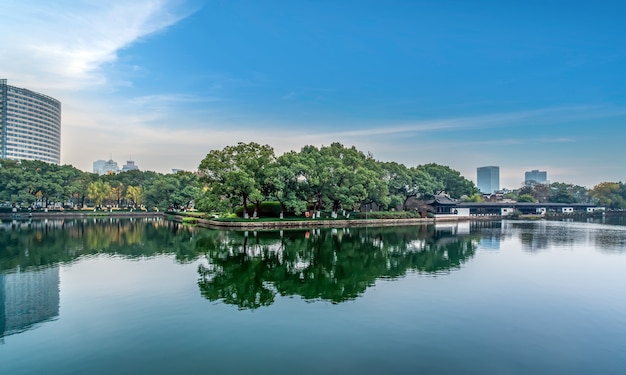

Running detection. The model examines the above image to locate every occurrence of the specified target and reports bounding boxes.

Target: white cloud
[2,1,624,189]
[0,0,189,91]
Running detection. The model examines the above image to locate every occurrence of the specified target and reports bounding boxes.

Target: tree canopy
[196,142,479,216]
[0,159,201,211]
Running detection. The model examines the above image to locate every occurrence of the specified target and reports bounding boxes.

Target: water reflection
[467,219,626,253]
[2,217,625,317]
[1,219,480,312]
[197,225,479,309]
[503,220,626,252]
[1,267,59,340]
[0,218,198,272]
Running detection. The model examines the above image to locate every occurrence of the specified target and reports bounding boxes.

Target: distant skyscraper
[477,166,500,194]
[525,170,548,186]
[93,160,106,174]
[121,160,139,172]
[93,158,119,175]
[0,79,61,164]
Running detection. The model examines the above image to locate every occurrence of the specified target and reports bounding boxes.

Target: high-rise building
[93,160,106,174]
[121,160,139,172]
[525,170,548,186]
[93,159,119,175]
[0,79,61,164]
[477,166,500,194]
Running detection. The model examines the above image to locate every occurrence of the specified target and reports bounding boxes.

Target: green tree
[198,142,275,217]
[126,185,144,208]
[590,182,626,209]
[416,163,477,198]
[384,162,439,210]
[266,151,307,217]
[87,180,112,208]
[464,193,484,202]
[517,194,536,203]
[549,182,589,203]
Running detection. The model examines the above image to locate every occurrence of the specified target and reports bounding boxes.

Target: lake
[1,217,625,374]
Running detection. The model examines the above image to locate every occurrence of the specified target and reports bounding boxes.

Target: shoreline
[177,215,484,230]
[2,211,620,229]
[0,211,163,220]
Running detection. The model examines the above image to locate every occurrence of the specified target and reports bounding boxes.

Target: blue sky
[1,0,625,188]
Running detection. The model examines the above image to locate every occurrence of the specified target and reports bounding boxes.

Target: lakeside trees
[590,182,626,209]
[197,142,477,216]
[3,141,624,215]
[0,159,199,211]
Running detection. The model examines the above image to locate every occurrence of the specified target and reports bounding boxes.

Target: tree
[359,159,391,211]
[384,162,439,210]
[590,182,626,209]
[126,185,144,208]
[266,151,307,218]
[464,193,484,202]
[531,184,551,203]
[87,180,111,208]
[549,182,589,203]
[320,143,370,213]
[198,142,275,217]
[416,163,477,198]
[109,182,124,208]
[297,145,338,216]
[517,194,536,203]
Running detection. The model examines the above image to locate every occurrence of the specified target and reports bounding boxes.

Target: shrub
[507,210,523,219]
[352,211,423,219]
[182,217,198,224]
[235,201,288,218]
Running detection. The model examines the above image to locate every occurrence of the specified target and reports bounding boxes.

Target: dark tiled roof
[426,193,459,206]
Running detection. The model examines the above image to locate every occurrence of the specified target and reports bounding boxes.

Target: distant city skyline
[1,1,625,188]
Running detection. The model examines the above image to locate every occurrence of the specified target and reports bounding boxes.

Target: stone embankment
[175,215,475,230]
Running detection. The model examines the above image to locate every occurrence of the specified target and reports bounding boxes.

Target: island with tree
[1,142,625,224]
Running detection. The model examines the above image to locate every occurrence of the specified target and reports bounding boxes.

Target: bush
[352,211,423,219]
[182,217,198,224]
[235,201,288,218]
[507,210,523,219]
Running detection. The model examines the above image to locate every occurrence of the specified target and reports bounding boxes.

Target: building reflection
[0,266,59,341]
[496,219,626,252]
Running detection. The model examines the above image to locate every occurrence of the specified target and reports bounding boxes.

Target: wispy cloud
[0,0,192,91]
[321,105,624,139]
[58,96,625,190]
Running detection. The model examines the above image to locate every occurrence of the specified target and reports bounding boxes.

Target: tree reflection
[1,220,478,310]
[197,226,478,309]
[0,218,201,271]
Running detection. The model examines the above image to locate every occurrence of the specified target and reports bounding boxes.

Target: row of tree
[0,159,200,211]
[197,142,478,217]
[2,143,625,213]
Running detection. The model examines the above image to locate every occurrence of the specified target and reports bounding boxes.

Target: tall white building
[93,159,119,175]
[0,79,62,164]
[121,160,139,172]
[477,166,500,194]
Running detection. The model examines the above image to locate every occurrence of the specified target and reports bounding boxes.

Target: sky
[1,0,625,188]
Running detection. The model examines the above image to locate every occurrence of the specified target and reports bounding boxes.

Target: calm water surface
[1,217,625,374]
